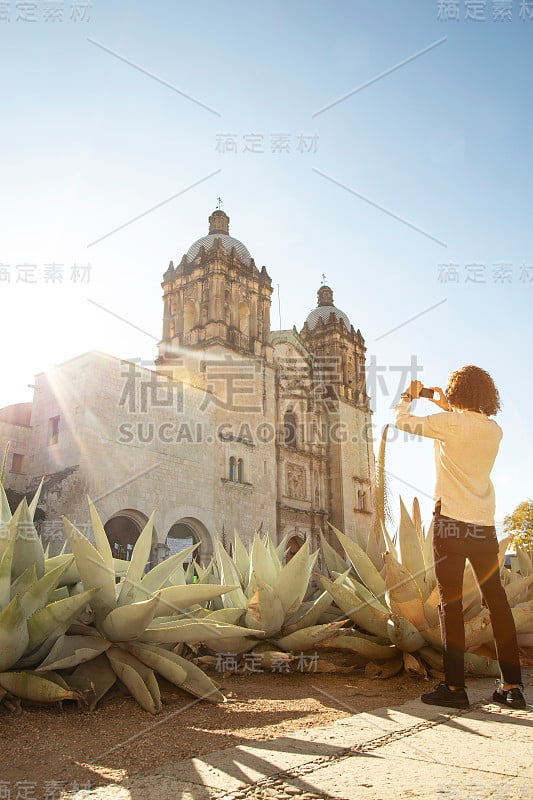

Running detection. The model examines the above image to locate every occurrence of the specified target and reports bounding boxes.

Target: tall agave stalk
[319,499,533,679]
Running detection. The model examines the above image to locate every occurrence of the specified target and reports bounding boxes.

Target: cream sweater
[394,400,503,525]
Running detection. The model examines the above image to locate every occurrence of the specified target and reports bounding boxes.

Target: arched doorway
[285,533,305,562]
[104,510,155,566]
[166,521,198,564]
[165,516,213,566]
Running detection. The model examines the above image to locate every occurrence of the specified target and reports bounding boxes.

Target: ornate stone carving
[286,463,306,500]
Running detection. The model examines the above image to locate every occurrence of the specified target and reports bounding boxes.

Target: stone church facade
[0,209,376,564]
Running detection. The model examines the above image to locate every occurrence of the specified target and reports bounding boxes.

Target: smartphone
[419,388,434,399]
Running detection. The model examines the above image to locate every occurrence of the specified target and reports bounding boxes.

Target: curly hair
[446,365,501,416]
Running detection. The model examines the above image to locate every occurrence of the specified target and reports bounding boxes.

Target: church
[0,208,376,565]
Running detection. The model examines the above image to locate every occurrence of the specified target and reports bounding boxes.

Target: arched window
[237,458,244,483]
[283,409,297,448]
[229,456,237,481]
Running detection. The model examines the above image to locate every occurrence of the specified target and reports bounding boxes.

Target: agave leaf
[233,529,250,581]
[275,533,290,560]
[63,517,116,618]
[107,647,161,714]
[26,588,99,652]
[249,534,278,592]
[203,635,260,654]
[344,573,389,612]
[130,642,226,703]
[194,559,215,583]
[461,609,494,649]
[28,478,44,521]
[330,524,386,600]
[377,517,398,562]
[113,557,130,576]
[333,632,399,661]
[214,540,247,608]
[504,575,533,606]
[320,532,348,575]
[45,553,80,587]
[204,608,244,625]
[318,575,389,638]
[386,614,426,652]
[140,620,262,644]
[99,594,160,642]
[383,551,427,630]
[10,563,38,600]
[37,670,71,690]
[154,583,238,617]
[273,620,344,653]
[516,547,533,577]
[397,498,428,599]
[11,499,45,580]
[167,562,186,586]
[512,600,533,632]
[0,596,30,670]
[464,651,500,677]
[365,654,404,679]
[419,646,443,670]
[36,633,110,671]
[282,588,336,635]
[88,498,115,575]
[0,480,12,525]
[245,579,285,637]
[498,536,511,569]
[403,651,427,678]
[422,517,436,586]
[0,671,79,703]
[67,653,117,710]
[264,534,282,575]
[275,541,317,618]
[139,544,199,596]
[117,513,155,606]
[20,559,74,617]
[0,525,16,609]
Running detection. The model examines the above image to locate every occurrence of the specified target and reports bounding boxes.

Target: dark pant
[433,512,522,688]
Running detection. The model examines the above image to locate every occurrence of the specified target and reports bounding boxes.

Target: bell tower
[301,285,369,408]
[157,209,273,370]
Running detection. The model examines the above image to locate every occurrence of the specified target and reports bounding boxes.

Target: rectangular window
[11,453,24,473]
[50,415,60,445]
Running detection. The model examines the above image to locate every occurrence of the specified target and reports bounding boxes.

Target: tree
[503,499,533,554]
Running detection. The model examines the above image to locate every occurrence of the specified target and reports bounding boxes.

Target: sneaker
[421,682,470,709]
[492,685,527,709]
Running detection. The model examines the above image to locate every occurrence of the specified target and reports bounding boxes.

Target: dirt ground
[1,670,429,793]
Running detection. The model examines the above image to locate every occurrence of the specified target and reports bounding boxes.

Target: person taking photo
[394,365,526,709]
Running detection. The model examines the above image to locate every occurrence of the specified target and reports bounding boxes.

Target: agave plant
[1,485,262,713]
[31,500,268,713]
[0,480,95,707]
[197,530,344,663]
[319,497,533,679]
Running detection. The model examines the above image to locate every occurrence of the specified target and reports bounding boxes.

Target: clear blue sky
[1,0,532,532]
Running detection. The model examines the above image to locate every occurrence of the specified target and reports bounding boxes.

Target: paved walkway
[67,678,533,800]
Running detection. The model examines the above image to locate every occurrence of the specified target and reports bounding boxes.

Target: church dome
[304,285,351,331]
[185,209,252,266]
